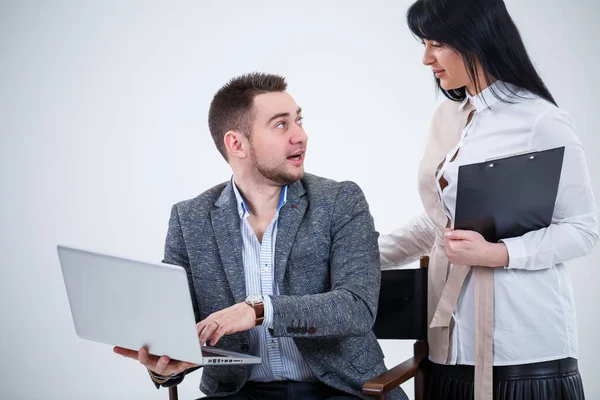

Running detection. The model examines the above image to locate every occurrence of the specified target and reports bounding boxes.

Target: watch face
[246,294,263,304]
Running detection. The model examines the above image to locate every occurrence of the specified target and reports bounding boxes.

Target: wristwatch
[245,294,265,326]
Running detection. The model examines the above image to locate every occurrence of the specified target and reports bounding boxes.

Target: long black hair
[407,0,557,106]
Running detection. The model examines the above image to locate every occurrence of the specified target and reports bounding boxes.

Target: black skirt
[425,357,585,400]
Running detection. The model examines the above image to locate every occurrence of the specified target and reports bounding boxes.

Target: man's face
[246,92,307,185]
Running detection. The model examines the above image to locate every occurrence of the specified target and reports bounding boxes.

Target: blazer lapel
[275,180,308,291]
[210,183,247,303]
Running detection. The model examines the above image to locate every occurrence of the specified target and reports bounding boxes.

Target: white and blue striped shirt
[232,179,317,382]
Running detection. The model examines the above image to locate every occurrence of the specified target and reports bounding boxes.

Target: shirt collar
[458,81,521,113]
[231,176,288,218]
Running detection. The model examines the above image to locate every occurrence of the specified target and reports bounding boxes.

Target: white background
[1,1,598,399]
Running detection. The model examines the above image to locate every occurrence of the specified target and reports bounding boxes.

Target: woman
[379,0,598,399]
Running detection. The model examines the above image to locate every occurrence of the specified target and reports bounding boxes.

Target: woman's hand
[444,228,509,267]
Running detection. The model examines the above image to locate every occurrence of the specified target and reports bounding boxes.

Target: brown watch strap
[254,302,264,326]
[245,300,265,326]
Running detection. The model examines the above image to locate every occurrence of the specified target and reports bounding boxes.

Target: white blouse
[382,81,599,366]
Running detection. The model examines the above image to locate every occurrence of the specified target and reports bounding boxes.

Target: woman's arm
[379,211,437,269]
[500,107,599,270]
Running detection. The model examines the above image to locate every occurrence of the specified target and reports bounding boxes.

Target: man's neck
[233,173,283,220]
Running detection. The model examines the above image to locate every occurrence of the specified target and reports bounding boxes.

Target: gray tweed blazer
[161,173,407,400]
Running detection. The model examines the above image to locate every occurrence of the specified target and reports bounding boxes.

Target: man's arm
[268,181,380,338]
[164,204,201,322]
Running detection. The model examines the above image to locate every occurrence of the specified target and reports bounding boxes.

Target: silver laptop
[57,245,261,365]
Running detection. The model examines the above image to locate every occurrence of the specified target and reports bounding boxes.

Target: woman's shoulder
[512,89,572,122]
[514,90,579,146]
[423,99,466,151]
[432,98,463,119]
[428,99,466,130]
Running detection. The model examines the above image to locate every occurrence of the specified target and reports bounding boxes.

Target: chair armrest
[362,353,426,397]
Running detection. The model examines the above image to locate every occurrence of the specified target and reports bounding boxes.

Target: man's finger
[175,360,196,371]
[138,347,155,368]
[199,321,219,345]
[210,328,225,346]
[174,361,187,371]
[205,320,227,346]
[197,309,225,333]
[113,346,139,360]
[154,355,171,374]
[197,316,216,335]
[197,320,207,335]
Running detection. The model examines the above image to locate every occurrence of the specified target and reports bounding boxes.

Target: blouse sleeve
[501,107,599,270]
[379,211,437,269]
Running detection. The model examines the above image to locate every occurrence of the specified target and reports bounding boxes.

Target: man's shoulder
[301,173,366,202]
[172,181,229,215]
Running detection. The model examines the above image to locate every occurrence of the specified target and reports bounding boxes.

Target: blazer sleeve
[163,204,200,321]
[149,366,202,389]
[269,181,381,338]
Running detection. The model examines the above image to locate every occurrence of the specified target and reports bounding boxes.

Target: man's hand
[444,228,509,267]
[197,302,256,346]
[113,346,199,377]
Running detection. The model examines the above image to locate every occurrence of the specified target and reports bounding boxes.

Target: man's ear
[224,131,248,159]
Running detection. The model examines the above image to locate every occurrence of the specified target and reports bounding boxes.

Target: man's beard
[250,146,303,185]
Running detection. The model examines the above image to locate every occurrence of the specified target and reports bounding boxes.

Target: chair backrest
[372,256,428,340]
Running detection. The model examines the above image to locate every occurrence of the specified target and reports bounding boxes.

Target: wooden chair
[362,255,430,400]
[166,256,430,400]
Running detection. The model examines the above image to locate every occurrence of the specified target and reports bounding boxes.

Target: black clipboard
[454,146,565,243]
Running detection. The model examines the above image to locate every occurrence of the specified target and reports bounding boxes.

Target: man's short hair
[208,72,287,160]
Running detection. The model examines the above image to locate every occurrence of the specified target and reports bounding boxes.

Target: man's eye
[276,122,286,129]
[297,117,304,125]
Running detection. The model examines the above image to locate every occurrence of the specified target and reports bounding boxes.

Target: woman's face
[421,39,471,92]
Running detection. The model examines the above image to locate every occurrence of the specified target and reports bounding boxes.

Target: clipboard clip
[485,149,537,162]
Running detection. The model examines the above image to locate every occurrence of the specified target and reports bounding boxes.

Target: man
[114,73,407,400]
